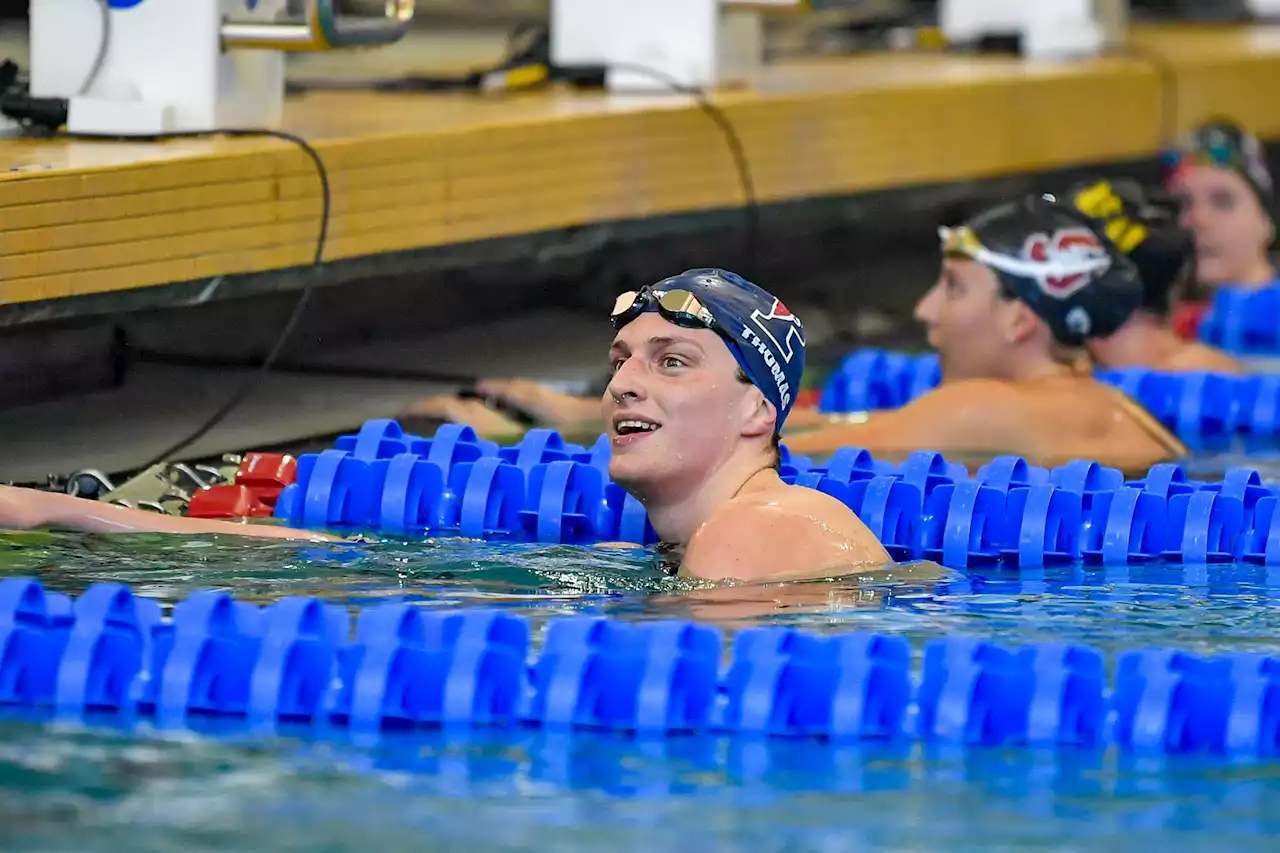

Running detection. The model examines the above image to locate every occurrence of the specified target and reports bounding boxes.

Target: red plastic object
[234,453,297,505]
[1172,301,1209,340]
[796,388,822,410]
[187,484,273,519]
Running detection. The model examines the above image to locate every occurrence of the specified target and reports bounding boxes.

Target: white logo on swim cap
[749,299,804,365]
[1065,306,1092,337]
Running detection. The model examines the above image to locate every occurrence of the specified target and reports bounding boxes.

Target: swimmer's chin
[604,469,658,496]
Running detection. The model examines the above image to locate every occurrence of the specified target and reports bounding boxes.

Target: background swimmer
[784,195,1187,472]
[1167,119,1277,292]
[1068,177,1242,374]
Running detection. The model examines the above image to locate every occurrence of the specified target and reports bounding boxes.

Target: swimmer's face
[914,258,1025,381]
[603,312,774,494]
[1171,166,1273,286]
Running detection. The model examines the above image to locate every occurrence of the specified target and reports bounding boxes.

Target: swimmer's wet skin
[784,195,1189,471]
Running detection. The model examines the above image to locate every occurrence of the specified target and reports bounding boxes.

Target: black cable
[131,61,761,395]
[286,25,760,277]
[0,11,334,471]
[144,59,765,393]
[58,127,331,470]
[0,122,331,471]
[1,24,756,465]
[81,0,111,96]
[600,62,760,278]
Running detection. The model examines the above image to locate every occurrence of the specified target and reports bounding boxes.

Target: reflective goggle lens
[938,225,983,260]
[610,288,716,330]
[656,289,714,326]
[611,290,641,323]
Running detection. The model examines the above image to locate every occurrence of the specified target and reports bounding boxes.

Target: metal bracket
[221,0,415,51]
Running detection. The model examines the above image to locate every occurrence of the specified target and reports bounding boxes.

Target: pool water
[5,452,1280,852]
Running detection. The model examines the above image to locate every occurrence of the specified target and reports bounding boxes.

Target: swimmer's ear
[740,386,777,439]
[1004,299,1042,345]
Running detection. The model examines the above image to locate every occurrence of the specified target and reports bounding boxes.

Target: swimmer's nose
[1180,199,1210,234]
[605,357,647,406]
[914,279,943,326]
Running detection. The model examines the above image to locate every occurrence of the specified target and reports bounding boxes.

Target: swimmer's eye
[1209,189,1239,212]
[660,355,688,370]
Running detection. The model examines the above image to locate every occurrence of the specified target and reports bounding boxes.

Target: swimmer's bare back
[784,375,1185,472]
[679,470,891,583]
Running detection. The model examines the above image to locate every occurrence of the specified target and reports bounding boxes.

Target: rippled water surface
[4,445,1280,851]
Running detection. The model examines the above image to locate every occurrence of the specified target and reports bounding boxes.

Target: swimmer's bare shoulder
[680,482,891,583]
[1162,342,1244,375]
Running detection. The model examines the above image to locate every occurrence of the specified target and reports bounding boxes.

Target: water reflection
[3,719,1280,853]
[6,532,1280,658]
[5,527,1280,849]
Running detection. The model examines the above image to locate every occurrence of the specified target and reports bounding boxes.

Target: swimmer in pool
[602,268,889,581]
[783,194,1188,472]
[1068,177,1242,374]
[0,268,891,582]
[1163,120,1280,343]
[1167,120,1277,294]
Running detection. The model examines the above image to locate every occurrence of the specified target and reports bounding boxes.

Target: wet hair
[736,366,783,469]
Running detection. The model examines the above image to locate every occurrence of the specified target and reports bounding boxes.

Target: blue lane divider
[10,576,1280,759]
[264,415,1280,569]
[1197,283,1280,356]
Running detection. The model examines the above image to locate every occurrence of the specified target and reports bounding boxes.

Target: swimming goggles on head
[610,287,720,331]
[1164,141,1235,171]
[1163,132,1273,194]
[938,224,1112,281]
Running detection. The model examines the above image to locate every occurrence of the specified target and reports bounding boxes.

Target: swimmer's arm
[0,485,338,541]
[473,379,604,429]
[782,380,1039,458]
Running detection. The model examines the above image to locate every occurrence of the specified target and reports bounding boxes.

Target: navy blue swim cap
[610,268,806,428]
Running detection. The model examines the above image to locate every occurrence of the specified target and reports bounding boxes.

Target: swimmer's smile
[612,415,662,448]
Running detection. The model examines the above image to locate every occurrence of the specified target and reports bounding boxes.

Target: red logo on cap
[1021,229,1107,299]
[760,299,800,323]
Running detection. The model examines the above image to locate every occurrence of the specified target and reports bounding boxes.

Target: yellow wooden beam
[0,24,1277,306]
